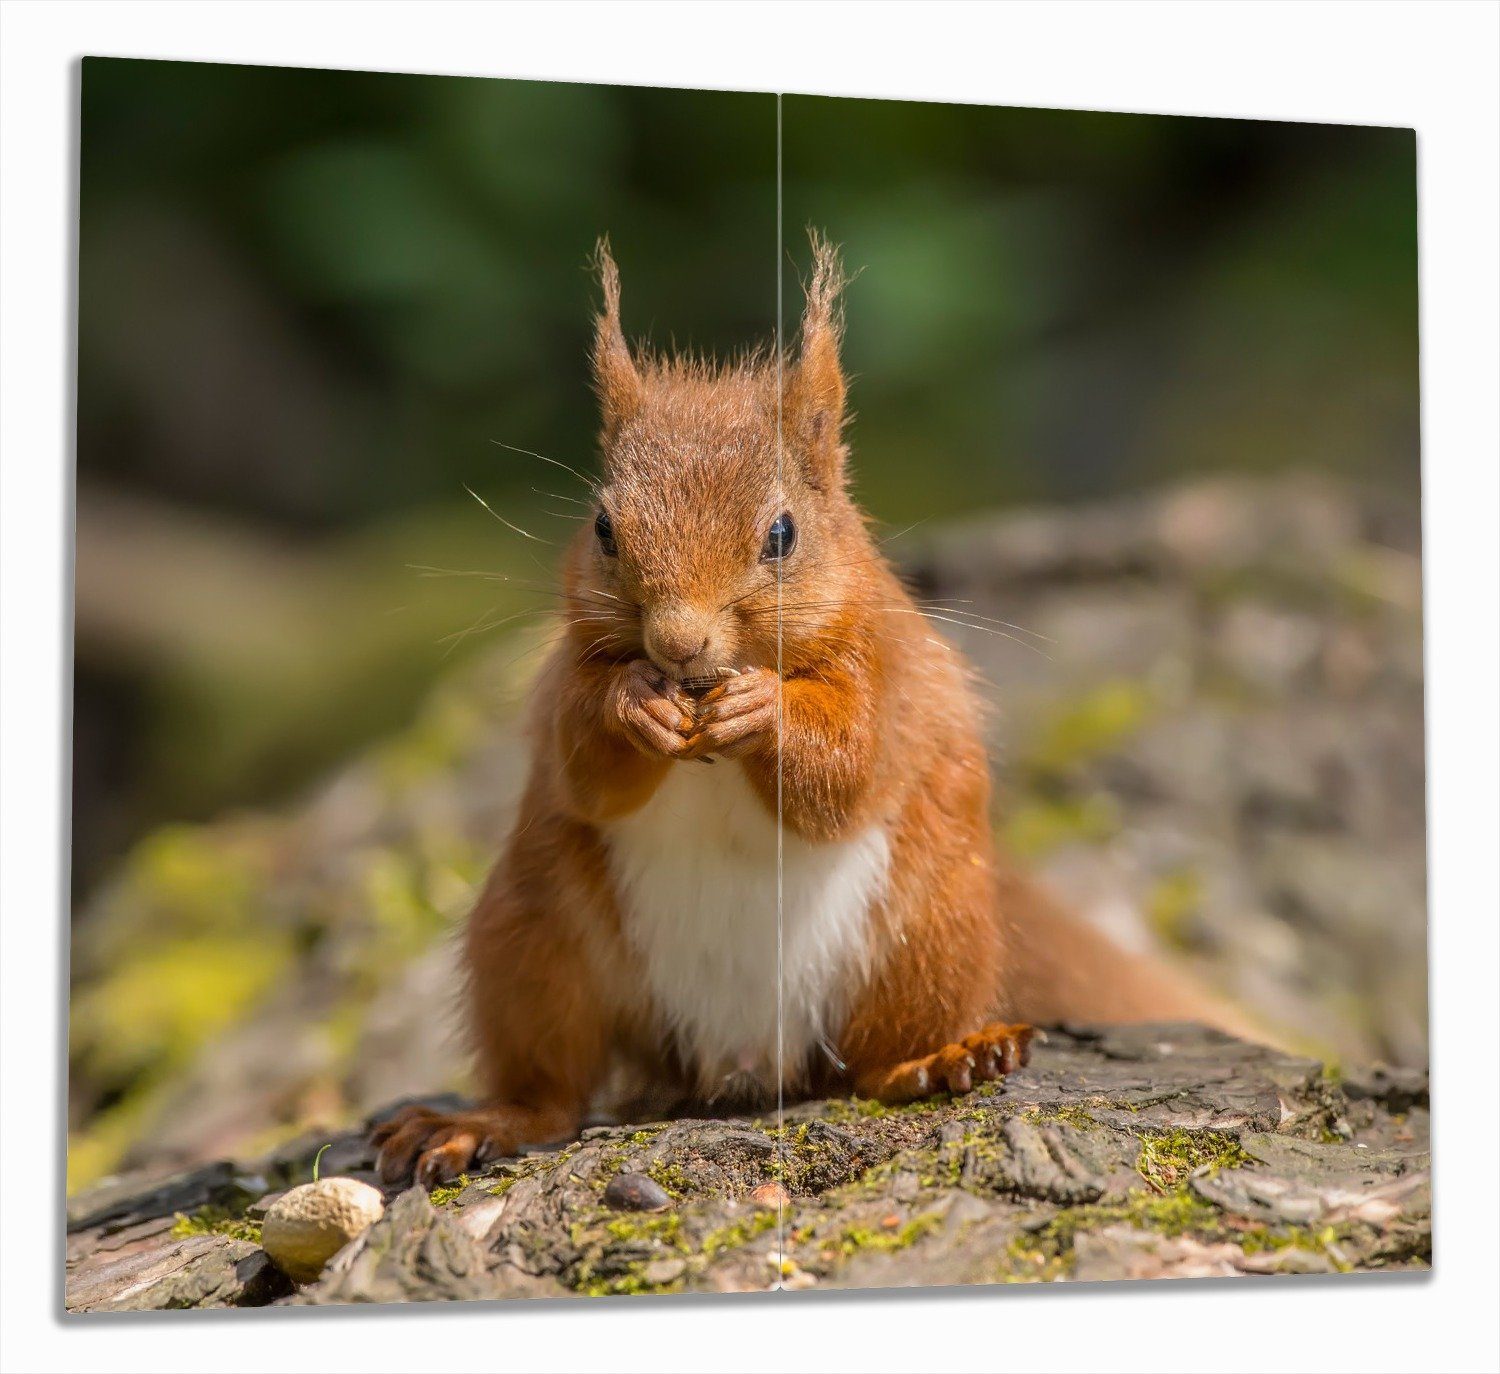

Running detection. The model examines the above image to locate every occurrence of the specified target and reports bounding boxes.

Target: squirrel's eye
[595,508,617,557]
[761,511,797,562]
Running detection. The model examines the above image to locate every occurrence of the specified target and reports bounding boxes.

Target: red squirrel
[373,236,1245,1188]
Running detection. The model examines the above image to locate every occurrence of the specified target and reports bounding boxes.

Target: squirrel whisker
[489,440,602,496]
[462,484,554,546]
[530,487,592,508]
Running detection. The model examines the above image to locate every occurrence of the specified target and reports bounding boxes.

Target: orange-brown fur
[372,236,1247,1188]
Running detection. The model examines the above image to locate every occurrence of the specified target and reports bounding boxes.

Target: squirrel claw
[863,1023,1034,1105]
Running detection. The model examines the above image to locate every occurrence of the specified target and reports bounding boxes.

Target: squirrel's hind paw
[861,1022,1034,1105]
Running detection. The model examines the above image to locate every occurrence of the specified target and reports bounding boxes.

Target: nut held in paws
[260,1177,385,1283]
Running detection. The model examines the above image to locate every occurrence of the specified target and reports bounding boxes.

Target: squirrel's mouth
[678,666,741,696]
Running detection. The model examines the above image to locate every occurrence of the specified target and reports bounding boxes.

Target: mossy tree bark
[65,1023,1429,1309]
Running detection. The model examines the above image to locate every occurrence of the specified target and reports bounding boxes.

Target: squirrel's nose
[663,637,709,666]
[644,607,712,672]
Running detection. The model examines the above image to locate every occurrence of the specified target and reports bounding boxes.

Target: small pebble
[641,1257,687,1285]
[767,1252,817,1289]
[749,1182,790,1209]
[602,1171,671,1212]
[778,1258,818,1291]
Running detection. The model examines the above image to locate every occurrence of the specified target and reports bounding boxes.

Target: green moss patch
[702,1210,776,1255]
[835,1212,942,1258]
[427,1174,472,1207]
[568,1200,784,1298]
[171,1205,263,1245]
[991,1126,1356,1281]
[1136,1128,1251,1193]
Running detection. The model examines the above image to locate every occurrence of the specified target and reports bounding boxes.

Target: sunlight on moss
[68,829,297,1195]
[374,691,486,792]
[1145,868,1204,951]
[835,1213,943,1258]
[66,1086,164,1194]
[112,825,268,946]
[1002,793,1120,858]
[71,934,291,1086]
[69,798,486,1198]
[363,852,449,957]
[358,835,481,974]
[318,998,368,1068]
[1023,680,1154,778]
[702,1210,776,1255]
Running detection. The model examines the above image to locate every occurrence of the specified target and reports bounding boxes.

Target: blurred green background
[74,59,1417,901]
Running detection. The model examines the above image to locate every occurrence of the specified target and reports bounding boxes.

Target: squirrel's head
[569,234,868,682]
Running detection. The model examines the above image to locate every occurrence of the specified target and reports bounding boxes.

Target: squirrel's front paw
[611,659,697,760]
[687,667,779,758]
[371,1105,524,1188]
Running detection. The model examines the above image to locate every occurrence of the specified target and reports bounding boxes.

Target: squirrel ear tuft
[786,231,848,487]
[591,238,643,442]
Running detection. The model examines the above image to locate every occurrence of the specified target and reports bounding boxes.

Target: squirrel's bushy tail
[996,864,1270,1045]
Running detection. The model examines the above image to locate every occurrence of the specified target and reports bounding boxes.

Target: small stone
[767,1252,817,1290]
[602,1172,671,1212]
[641,1257,686,1285]
[749,1182,790,1210]
[261,1177,385,1284]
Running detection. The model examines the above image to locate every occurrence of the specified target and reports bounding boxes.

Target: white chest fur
[603,761,889,1097]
